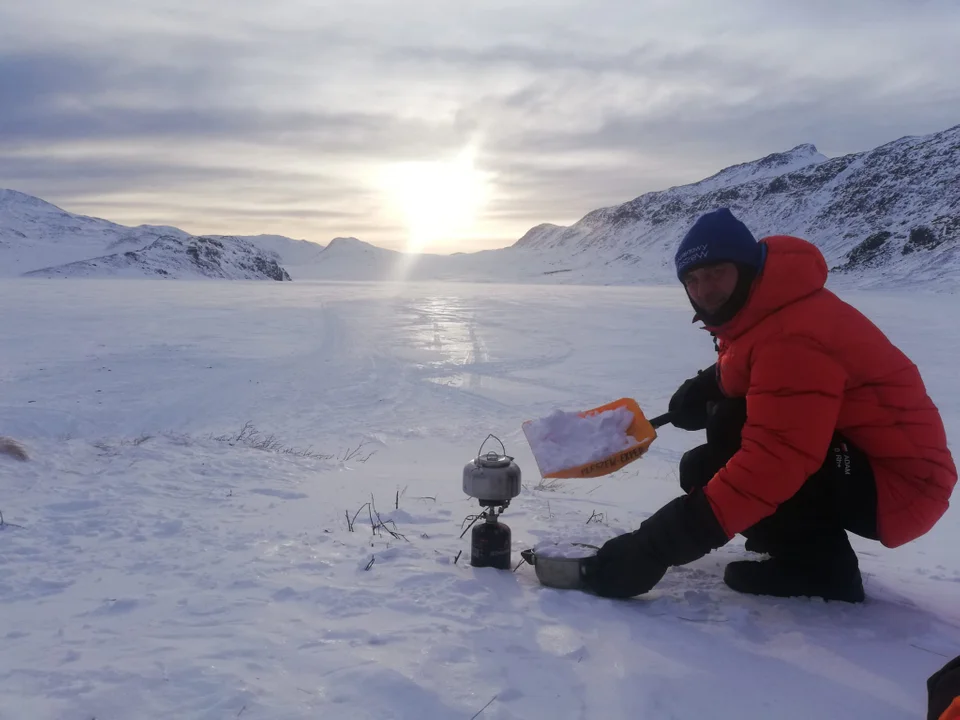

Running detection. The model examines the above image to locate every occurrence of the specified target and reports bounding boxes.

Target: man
[930,654,960,720]
[583,208,957,603]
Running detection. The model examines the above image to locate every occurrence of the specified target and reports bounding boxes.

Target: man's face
[682,262,739,315]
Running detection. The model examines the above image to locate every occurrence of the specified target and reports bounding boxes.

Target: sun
[381,146,490,253]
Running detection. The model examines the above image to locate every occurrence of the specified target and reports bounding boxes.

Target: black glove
[581,533,667,599]
[668,365,723,431]
[583,489,729,599]
[928,654,960,720]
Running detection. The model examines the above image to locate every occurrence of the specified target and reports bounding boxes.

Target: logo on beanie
[676,243,710,271]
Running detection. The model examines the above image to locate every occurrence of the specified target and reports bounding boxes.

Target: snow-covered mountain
[3,121,958,288]
[240,123,960,289]
[285,235,572,284]
[0,190,319,279]
[692,143,830,192]
[514,124,960,289]
[0,189,193,277]
[278,236,404,280]
[210,233,326,267]
[23,235,291,281]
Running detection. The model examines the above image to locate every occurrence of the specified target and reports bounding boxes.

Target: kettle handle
[477,433,507,460]
[520,548,536,566]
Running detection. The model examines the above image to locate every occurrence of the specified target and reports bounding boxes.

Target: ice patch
[524,406,638,473]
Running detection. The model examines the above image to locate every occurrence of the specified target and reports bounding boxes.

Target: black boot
[741,518,780,555]
[724,529,865,603]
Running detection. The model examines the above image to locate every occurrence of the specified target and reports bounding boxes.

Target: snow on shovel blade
[521,398,659,479]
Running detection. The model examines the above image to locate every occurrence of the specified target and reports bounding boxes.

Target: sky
[2,0,959,253]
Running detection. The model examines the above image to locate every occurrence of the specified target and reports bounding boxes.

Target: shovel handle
[649,412,673,429]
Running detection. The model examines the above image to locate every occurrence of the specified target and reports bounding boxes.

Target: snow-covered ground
[1,279,957,719]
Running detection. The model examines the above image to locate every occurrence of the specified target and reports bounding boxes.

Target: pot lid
[477,450,513,468]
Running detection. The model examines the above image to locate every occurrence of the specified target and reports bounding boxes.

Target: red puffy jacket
[702,235,957,548]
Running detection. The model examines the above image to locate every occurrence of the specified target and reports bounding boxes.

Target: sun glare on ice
[380,146,490,254]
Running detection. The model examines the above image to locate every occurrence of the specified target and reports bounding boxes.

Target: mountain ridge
[511,123,960,290]
[2,121,958,288]
[22,235,292,281]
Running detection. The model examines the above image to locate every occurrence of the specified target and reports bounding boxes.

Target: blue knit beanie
[674,208,763,280]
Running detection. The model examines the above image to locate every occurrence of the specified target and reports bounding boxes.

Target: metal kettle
[462,436,521,506]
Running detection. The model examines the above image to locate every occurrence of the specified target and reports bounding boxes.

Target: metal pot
[520,543,599,590]
[463,436,521,504]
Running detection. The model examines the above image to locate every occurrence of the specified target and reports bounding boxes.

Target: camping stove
[462,435,521,569]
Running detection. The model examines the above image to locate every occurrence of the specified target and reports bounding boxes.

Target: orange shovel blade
[522,398,658,479]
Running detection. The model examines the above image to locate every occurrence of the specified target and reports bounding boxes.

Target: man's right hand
[668,365,721,431]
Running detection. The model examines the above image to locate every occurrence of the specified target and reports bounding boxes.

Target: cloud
[0,52,470,155]
[1,0,959,252]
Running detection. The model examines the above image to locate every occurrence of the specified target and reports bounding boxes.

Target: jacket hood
[705,235,829,340]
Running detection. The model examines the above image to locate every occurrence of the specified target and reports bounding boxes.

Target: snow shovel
[521,399,674,480]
